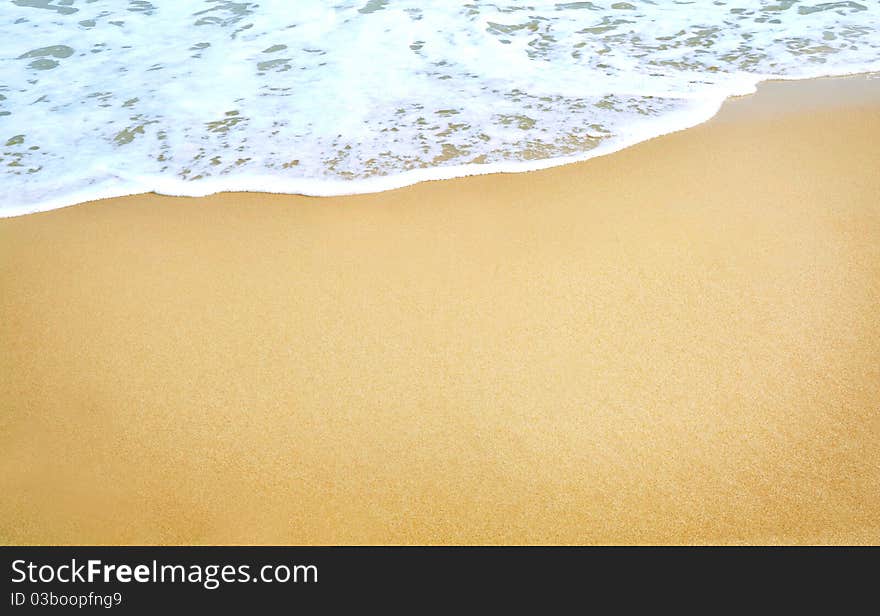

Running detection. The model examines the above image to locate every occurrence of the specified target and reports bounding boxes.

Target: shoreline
[2,75,879,545]
[4,72,880,219]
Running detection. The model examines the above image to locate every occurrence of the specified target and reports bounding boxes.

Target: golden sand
[1,76,878,545]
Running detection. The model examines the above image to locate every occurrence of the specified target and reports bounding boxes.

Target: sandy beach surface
[1,75,878,545]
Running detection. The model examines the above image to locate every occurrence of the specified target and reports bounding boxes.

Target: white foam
[2,1,879,217]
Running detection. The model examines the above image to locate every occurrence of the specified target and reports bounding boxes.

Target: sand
[1,75,879,545]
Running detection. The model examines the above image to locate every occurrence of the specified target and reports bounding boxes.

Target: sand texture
[1,76,879,545]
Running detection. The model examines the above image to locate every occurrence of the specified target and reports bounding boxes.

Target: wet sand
[1,75,879,545]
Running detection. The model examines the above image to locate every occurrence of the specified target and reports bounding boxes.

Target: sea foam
[2,1,879,216]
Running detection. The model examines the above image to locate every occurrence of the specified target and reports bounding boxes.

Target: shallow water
[2,1,879,216]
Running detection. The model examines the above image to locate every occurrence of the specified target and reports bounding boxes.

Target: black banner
[1,546,875,612]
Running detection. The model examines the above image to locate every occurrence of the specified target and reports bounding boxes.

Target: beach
[1,75,878,545]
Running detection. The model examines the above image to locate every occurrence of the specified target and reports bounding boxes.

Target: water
[1,1,879,217]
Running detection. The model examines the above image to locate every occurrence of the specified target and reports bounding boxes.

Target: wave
[2,1,879,216]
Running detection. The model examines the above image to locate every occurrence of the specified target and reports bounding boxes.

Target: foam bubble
[2,1,879,216]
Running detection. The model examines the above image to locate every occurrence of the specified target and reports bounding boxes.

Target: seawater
[1,1,879,216]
